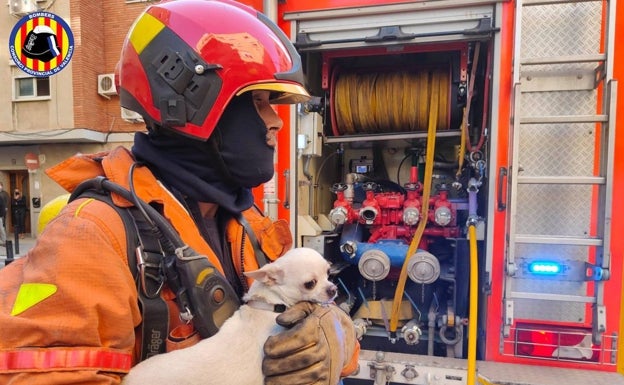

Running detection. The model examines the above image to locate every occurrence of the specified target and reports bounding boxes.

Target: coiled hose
[332,69,450,135]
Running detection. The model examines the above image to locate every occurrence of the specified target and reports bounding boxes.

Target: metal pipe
[262,0,277,22]
[467,178,480,217]
[428,309,436,355]
[262,0,278,219]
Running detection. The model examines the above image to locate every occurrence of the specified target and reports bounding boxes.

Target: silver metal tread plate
[350,349,624,385]
[477,360,624,385]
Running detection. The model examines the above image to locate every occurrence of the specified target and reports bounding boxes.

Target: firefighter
[0,0,358,384]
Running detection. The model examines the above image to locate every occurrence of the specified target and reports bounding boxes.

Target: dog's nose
[327,285,337,298]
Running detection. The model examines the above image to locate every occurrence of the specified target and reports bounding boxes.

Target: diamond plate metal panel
[521,2,602,72]
[517,124,596,177]
[517,91,597,178]
[519,91,597,117]
[511,276,586,297]
[516,243,591,264]
[513,298,586,323]
[515,89,597,236]
[516,184,593,236]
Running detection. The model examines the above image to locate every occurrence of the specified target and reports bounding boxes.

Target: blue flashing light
[528,261,562,275]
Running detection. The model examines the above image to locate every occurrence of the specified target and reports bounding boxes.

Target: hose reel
[330,68,452,136]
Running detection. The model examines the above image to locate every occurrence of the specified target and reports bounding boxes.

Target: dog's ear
[244,264,285,286]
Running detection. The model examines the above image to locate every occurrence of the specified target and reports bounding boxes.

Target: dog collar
[245,300,287,313]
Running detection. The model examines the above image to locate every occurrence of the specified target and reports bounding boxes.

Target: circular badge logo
[8,12,74,77]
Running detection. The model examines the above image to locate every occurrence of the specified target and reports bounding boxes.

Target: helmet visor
[237,82,310,104]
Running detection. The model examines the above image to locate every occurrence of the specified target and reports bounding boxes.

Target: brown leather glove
[263,302,360,385]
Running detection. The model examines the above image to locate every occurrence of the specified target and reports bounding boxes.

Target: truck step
[519,114,608,124]
[517,176,605,185]
[348,349,624,385]
[520,53,606,66]
[524,0,605,6]
[514,234,603,246]
[478,360,624,385]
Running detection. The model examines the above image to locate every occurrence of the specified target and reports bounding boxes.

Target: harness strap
[137,295,169,360]
[70,190,170,362]
[0,347,132,373]
[127,206,170,361]
[237,213,269,268]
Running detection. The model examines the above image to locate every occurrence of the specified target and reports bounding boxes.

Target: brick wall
[72,0,148,133]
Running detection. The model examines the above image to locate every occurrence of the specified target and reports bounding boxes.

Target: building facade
[0,0,152,236]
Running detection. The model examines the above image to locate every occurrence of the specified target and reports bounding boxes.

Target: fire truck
[239,0,624,384]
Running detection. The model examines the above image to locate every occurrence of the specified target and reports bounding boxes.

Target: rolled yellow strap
[389,71,440,333]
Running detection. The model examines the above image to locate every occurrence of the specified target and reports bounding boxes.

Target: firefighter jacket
[0,146,293,384]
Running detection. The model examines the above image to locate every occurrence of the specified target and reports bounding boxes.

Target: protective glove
[263,302,360,385]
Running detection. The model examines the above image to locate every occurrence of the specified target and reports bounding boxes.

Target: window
[13,77,50,101]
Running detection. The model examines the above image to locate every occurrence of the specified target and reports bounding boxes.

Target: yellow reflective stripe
[75,198,95,217]
[195,267,215,286]
[129,12,165,55]
[11,283,57,316]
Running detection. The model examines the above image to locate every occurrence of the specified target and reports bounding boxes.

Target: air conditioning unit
[97,73,117,97]
[9,0,37,16]
[121,107,144,124]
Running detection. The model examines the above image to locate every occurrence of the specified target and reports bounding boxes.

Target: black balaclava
[132,92,275,214]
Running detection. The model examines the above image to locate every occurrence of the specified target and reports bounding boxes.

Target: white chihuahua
[122,247,337,385]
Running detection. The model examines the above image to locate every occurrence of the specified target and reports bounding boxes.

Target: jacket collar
[45,146,225,273]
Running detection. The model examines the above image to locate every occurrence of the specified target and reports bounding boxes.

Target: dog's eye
[304,279,317,290]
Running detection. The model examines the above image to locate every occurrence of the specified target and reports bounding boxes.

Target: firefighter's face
[204,90,280,188]
[252,90,283,148]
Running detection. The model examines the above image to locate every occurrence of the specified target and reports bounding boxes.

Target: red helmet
[117,0,310,140]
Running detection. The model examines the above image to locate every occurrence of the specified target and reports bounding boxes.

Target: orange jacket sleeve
[0,198,141,384]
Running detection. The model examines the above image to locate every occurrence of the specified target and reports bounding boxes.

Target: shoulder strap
[127,207,170,361]
[70,176,240,344]
[69,189,169,361]
[236,212,269,268]
[73,190,139,278]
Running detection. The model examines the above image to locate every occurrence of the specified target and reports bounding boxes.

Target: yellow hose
[389,72,440,332]
[467,224,479,384]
